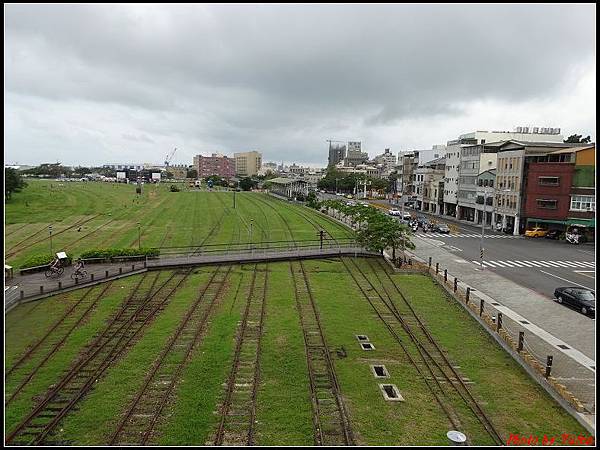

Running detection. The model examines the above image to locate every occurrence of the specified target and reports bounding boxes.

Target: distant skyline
[5,4,596,167]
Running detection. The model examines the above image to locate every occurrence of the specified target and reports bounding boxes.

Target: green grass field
[5,260,587,445]
[5,180,353,267]
[4,181,589,445]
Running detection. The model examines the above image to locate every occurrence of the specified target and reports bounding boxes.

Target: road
[355,197,596,301]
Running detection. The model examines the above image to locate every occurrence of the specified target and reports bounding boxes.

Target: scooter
[565,232,581,245]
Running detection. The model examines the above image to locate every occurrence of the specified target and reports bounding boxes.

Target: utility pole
[49,225,53,255]
[480,188,486,270]
[233,190,236,209]
[137,222,141,249]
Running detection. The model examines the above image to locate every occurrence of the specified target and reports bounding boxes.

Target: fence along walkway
[7,240,378,307]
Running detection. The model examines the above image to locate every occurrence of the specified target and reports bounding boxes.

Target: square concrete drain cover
[370,365,389,378]
[379,384,404,401]
[356,335,369,342]
[360,342,375,351]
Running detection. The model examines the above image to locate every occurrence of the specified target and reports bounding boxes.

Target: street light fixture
[49,225,53,255]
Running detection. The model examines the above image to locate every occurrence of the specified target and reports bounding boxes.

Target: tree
[186,168,198,179]
[164,171,174,179]
[5,168,27,200]
[239,177,258,191]
[564,134,592,144]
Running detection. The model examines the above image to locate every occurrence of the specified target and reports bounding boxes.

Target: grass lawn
[5,180,589,445]
[5,180,352,268]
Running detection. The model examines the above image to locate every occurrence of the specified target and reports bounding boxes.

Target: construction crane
[164,147,177,168]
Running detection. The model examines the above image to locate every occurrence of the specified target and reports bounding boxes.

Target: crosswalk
[471,260,596,269]
[415,232,518,239]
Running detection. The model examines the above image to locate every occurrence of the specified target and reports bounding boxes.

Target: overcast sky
[4,3,596,167]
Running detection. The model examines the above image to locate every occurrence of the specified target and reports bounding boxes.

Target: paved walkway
[5,246,378,308]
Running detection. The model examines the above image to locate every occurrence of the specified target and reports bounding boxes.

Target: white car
[402,213,412,221]
[388,209,401,216]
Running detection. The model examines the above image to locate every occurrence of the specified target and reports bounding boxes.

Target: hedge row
[20,253,73,269]
[18,248,159,269]
[79,247,160,259]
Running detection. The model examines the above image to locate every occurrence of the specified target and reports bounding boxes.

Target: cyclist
[73,258,85,275]
[49,257,61,271]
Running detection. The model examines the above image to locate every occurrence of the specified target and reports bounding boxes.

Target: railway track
[109,265,233,445]
[290,260,355,446]
[212,263,268,446]
[5,283,114,405]
[6,214,102,258]
[340,257,503,445]
[6,270,191,446]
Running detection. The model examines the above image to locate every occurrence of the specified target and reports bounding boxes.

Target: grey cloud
[4,4,596,166]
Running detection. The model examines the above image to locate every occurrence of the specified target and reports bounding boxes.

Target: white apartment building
[234,150,262,177]
[444,127,564,218]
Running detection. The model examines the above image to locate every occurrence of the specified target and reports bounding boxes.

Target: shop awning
[526,218,567,225]
[566,218,595,228]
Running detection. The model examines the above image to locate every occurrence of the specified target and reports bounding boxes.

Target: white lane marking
[483,261,499,268]
[539,270,594,289]
[524,260,543,268]
[517,260,536,267]
[509,261,527,267]
[581,262,596,268]
[490,261,510,267]
[542,261,562,268]
[499,260,518,267]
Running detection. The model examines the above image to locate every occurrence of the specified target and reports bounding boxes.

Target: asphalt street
[353,197,596,301]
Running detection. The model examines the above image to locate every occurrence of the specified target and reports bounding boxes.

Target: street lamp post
[335,178,339,195]
[49,225,53,255]
[137,222,141,250]
[249,219,254,251]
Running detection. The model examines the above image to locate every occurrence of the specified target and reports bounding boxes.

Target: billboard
[151,172,161,181]
[116,171,126,179]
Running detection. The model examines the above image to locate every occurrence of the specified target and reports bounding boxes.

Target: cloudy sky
[4,4,596,167]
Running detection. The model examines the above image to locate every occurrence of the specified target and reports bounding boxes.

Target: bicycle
[45,265,64,278]
[71,268,88,281]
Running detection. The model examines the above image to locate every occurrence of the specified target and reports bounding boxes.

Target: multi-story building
[234,151,262,177]
[445,127,564,220]
[415,157,445,214]
[475,169,496,226]
[328,144,346,167]
[193,153,236,178]
[373,148,397,176]
[523,144,595,240]
[494,140,577,235]
[166,164,192,179]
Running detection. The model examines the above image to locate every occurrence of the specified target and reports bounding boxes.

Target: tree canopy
[317,168,389,193]
[564,134,592,144]
[5,168,27,201]
[239,177,258,191]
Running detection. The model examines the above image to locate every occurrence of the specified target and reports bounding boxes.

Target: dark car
[544,230,561,240]
[554,287,595,316]
[434,223,450,234]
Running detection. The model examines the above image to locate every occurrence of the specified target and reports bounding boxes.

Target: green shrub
[79,247,160,260]
[20,253,73,269]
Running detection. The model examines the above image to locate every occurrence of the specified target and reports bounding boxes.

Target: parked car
[434,223,450,234]
[388,209,401,216]
[554,287,595,316]
[402,212,412,222]
[525,227,548,238]
[544,230,561,240]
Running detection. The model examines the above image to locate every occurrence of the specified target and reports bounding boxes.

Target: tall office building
[234,150,262,177]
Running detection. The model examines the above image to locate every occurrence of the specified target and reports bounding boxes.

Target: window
[539,176,559,186]
[537,199,557,209]
[489,180,494,188]
[570,195,595,212]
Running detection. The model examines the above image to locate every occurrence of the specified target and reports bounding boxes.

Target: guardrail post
[105,270,109,278]
[444,269,447,283]
[428,257,432,268]
[20,290,24,299]
[453,277,458,292]
[466,287,470,304]
[479,299,484,317]
[58,281,62,289]
[497,312,502,332]
[132,264,135,271]
[545,356,553,378]
[90,273,94,281]
[144,256,147,268]
[119,267,123,275]
[75,277,78,285]
[435,262,439,274]
[40,285,44,294]
[518,332,524,352]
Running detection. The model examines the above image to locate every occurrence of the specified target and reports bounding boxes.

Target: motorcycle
[565,232,581,245]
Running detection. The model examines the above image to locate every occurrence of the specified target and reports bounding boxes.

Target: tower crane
[164,148,177,168]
